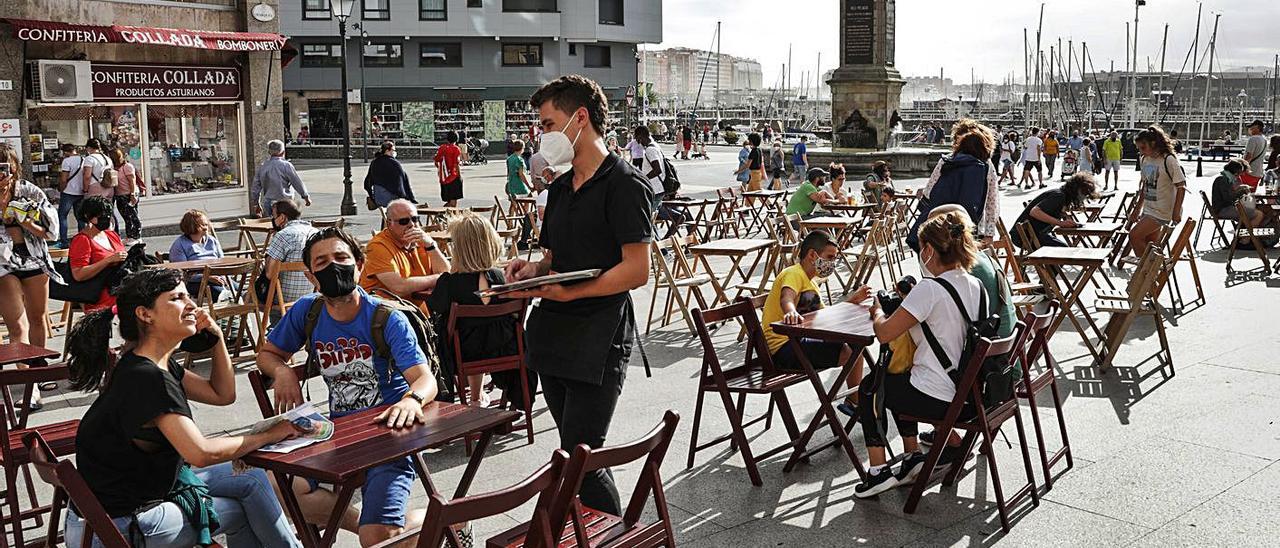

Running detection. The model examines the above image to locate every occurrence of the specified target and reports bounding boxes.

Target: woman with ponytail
[1130,125,1187,260]
[853,210,989,499]
[65,268,304,548]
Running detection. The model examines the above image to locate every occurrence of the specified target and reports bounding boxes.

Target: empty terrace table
[770,302,875,480]
[1055,221,1123,248]
[1024,246,1111,365]
[687,238,777,307]
[799,216,863,248]
[740,189,789,232]
[242,403,519,548]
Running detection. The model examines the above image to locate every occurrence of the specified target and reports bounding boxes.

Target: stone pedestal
[829,0,904,151]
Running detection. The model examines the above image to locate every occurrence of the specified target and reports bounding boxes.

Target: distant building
[641,47,762,103]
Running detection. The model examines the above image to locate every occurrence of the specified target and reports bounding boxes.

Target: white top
[1245,134,1268,177]
[1021,136,1043,162]
[900,268,986,403]
[1000,140,1017,162]
[642,143,666,196]
[534,189,549,229]
[625,139,645,161]
[80,153,114,198]
[60,156,85,195]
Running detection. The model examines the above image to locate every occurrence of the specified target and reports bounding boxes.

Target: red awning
[5,18,286,52]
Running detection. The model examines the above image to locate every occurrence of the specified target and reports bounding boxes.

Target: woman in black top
[426,212,534,409]
[1212,159,1267,226]
[1011,172,1096,249]
[364,141,416,208]
[65,269,304,548]
[745,132,766,191]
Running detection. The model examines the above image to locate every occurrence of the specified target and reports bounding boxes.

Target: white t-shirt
[60,156,85,195]
[82,152,110,180]
[642,143,665,196]
[1245,134,1268,177]
[1021,136,1043,162]
[1000,141,1016,163]
[625,139,646,161]
[900,268,987,403]
[534,189,549,229]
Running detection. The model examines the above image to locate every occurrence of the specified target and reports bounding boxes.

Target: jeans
[541,361,625,516]
[371,185,399,209]
[57,193,83,245]
[64,463,301,548]
[114,195,142,240]
[1045,154,1058,176]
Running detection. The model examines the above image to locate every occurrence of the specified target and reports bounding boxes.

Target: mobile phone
[0,164,10,175]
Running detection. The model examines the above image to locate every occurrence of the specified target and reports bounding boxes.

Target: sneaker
[895,451,927,485]
[854,466,899,498]
[454,523,474,548]
[836,399,858,418]
[918,430,936,447]
[937,444,965,467]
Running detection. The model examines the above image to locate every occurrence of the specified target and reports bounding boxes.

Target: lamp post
[354,24,370,163]
[1237,89,1248,140]
[332,0,358,216]
[1087,86,1097,131]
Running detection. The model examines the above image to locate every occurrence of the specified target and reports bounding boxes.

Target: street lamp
[354,23,370,163]
[1237,89,1248,140]
[332,0,358,216]
[1087,86,1097,131]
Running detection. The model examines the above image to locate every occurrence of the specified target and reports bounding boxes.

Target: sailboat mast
[1200,13,1220,143]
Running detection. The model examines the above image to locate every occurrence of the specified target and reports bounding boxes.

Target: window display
[146,104,242,195]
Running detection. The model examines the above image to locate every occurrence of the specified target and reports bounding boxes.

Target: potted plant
[723,130,740,145]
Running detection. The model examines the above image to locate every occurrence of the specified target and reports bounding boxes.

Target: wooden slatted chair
[0,365,79,548]
[1107,192,1145,265]
[1194,189,1232,250]
[185,261,263,367]
[840,213,892,291]
[22,433,128,548]
[1153,218,1205,314]
[899,326,1038,533]
[1094,245,1171,372]
[256,261,312,350]
[646,235,713,334]
[1226,201,1275,276]
[1012,301,1074,491]
[311,217,346,229]
[687,298,807,486]
[446,300,535,450]
[210,219,255,258]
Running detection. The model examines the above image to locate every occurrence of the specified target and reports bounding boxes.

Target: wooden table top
[688,238,775,255]
[1024,246,1113,265]
[822,203,877,212]
[242,403,519,484]
[0,343,59,367]
[148,257,256,272]
[770,302,875,347]
[663,198,716,206]
[238,220,275,233]
[513,196,536,204]
[741,189,787,197]
[800,216,862,227]
[1057,221,1123,235]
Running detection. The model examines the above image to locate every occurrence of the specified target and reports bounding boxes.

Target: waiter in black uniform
[505,75,654,514]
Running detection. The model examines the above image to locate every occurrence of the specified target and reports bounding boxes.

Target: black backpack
[301,290,453,402]
[660,157,681,197]
[919,277,1017,408]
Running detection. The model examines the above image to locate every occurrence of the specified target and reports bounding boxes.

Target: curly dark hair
[1062,173,1098,209]
[75,195,114,225]
[1135,125,1175,157]
[529,75,610,136]
[66,269,184,392]
[302,226,366,270]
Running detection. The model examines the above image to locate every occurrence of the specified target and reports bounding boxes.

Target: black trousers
[541,363,626,515]
[859,372,962,447]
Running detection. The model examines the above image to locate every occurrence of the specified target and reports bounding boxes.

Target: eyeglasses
[391,216,420,227]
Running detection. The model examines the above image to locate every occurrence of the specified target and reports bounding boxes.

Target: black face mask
[93,216,112,231]
[271,215,283,231]
[313,262,357,298]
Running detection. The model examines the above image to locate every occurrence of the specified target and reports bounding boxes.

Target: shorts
[305,456,416,527]
[1107,159,1122,171]
[771,338,845,371]
[1023,160,1041,170]
[1001,159,1013,169]
[440,176,464,202]
[1140,212,1172,225]
[9,268,45,280]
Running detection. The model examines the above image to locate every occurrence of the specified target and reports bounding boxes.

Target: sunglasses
[391,216,420,227]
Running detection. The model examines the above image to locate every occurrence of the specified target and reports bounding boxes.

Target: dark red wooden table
[770,302,876,480]
[242,402,519,548]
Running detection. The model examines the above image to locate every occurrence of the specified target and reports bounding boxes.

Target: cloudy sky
[657,0,1277,87]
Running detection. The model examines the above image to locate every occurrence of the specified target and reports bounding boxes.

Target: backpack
[84,153,117,189]
[660,157,681,197]
[301,291,454,403]
[906,155,990,251]
[919,277,1017,408]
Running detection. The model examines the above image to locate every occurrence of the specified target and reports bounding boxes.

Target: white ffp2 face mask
[539,116,585,167]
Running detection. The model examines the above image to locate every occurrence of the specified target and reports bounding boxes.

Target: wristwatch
[423,244,437,252]
[405,390,428,405]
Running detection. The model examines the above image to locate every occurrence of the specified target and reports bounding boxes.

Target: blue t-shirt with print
[792,142,807,165]
[267,289,428,417]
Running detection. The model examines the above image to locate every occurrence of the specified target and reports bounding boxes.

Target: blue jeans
[64,463,301,548]
[371,185,399,208]
[57,193,84,245]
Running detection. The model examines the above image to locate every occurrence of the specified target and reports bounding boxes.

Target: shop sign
[7,18,286,51]
[90,63,241,101]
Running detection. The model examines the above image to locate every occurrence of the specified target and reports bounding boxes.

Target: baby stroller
[1059,149,1078,180]
[465,138,489,165]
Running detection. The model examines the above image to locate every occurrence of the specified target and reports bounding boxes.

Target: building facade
[640,47,762,104]
[283,0,661,144]
[0,0,286,223]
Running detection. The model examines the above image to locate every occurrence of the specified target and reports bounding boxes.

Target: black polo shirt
[527,153,654,384]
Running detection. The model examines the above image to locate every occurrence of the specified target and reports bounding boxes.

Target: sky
[657,0,1279,87]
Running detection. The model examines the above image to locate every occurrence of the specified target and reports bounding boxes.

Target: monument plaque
[829,0,904,150]
[843,0,875,66]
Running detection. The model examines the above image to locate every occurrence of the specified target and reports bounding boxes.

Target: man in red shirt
[433,131,464,206]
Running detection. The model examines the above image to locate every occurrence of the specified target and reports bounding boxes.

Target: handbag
[366,195,378,211]
[49,261,109,305]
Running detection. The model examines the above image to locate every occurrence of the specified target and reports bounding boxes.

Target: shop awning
[5,18,286,52]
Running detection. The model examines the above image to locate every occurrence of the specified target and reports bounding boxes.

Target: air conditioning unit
[30,60,93,103]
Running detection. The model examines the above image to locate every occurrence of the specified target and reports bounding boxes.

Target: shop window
[502,43,542,66]
[303,0,331,19]
[146,104,242,195]
[584,45,611,68]
[420,43,462,67]
[363,41,403,67]
[301,43,343,67]
[598,0,623,25]
[363,0,391,20]
[503,0,555,12]
[420,0,447,20]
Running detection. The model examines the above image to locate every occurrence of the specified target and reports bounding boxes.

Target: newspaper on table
[246,403,335,454]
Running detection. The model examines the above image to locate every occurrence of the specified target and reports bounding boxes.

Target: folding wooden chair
[490,411,681,548]
[1154,218,1205,314]
[1013,302,1074,491]
[0,365,79,548]
[1226,201,1275,275]
[446,300,535,450]
[311,217,346,229]
[687,298,807,486]
[1107,192,1145,264]
[256,261,312,349]
[210,219,255,258]
[646,235,713,334]
[22,433,128,548]
[1094,245,1171,371]
[1194,189,1232,250]
[713,188,744,239]
[899,327,1037,532]
[185,261,263,367]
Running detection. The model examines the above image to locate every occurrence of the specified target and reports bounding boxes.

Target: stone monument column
[828,0,905,150]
